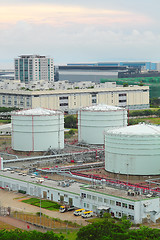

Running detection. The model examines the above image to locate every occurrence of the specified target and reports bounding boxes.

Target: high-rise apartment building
[14,55,54,83]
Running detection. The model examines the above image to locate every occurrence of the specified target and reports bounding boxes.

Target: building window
[111,212,115,217]
[20,96,24,106]
[110,200,115,206]
[14,96,17,105]
[92,196,97,201]
[87,194,91,199]
[59,96,68,100]
[98,197,103,202]
[8,96,11,105]
[116,201,121,207]
[122,203,127,208]
[2,96,5,104]
[92,99,96,103]
[84,203,86,208]
[119,93,126,97]
[81,193,86,198]
[129,205,134,210]
[104,198,109,204]
[26,97,30,107]
[92,205,97,211]
[60,103,68,106]
[119,100,127,103]
[119,212,122,217]
[87,204,90,209]
[128,215,134,220]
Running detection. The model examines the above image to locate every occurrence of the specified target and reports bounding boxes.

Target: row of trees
[0,229,66,240]
[129,108,160,117]
[77,216,160,240]
[2,216,160,240]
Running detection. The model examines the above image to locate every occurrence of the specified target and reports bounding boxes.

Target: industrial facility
[0,105,160,225]
[11,108,64,151]
[78,104,127,144]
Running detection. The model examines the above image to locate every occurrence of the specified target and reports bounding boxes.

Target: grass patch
[22,198,60,211]
[0,120,11,123]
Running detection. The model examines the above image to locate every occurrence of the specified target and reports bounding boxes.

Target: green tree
[64,115,77,128]
[123,82,129,87]
[68,129,75,135]
[0,229,66,240]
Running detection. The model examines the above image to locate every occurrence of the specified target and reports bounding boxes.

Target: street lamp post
[40,196,41,225]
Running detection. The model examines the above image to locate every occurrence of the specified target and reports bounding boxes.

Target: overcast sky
[0,0,160,68]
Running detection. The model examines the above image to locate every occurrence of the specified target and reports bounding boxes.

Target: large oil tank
[11,108,64,151]
[105,123,160,175]
[78,104,127,144]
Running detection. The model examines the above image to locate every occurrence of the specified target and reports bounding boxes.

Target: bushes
[129,109,160,117]
[76,218,160,240]
[0,229,66,240]
[18,190,26,194]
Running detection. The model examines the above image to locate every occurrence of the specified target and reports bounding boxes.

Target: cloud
[0,1,159,66]
[0,18,160,65]
[0,4,152,28]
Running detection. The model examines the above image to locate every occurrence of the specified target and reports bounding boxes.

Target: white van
[74,208,85,216]
[82,211,93,218]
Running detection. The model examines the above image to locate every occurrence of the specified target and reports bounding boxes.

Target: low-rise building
[0,85,149,113]
[0,171,159,224]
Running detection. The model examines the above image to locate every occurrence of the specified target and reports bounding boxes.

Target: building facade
[58,65,127,83]
[0,171,160,224]
[0,86,149,113]
[14,55,54,83]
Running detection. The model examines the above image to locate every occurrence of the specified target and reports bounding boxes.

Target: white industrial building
[0,170,160,224]
[11,108,64,152]
[0,123,11,135]
[78,105,127,144]
[105,123,160,175]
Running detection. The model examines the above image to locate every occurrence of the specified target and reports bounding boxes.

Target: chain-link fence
[10,211,82,231]
[0,206,10,216]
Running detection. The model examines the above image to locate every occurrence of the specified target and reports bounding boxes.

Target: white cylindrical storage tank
[78,104,127,144]
[11,108,64,151]
[105,123,160,175]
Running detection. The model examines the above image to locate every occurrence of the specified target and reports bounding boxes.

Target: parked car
[81,211,93,218]
[74,208,85,216]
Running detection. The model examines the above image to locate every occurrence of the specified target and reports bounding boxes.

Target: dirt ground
[0,189,87,226]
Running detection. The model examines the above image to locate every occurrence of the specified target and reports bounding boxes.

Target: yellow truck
[59,205,75,213]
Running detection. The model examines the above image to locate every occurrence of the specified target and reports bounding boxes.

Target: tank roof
[81,104,125,111]
[12,108,62,116]
[105,123,160,136]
